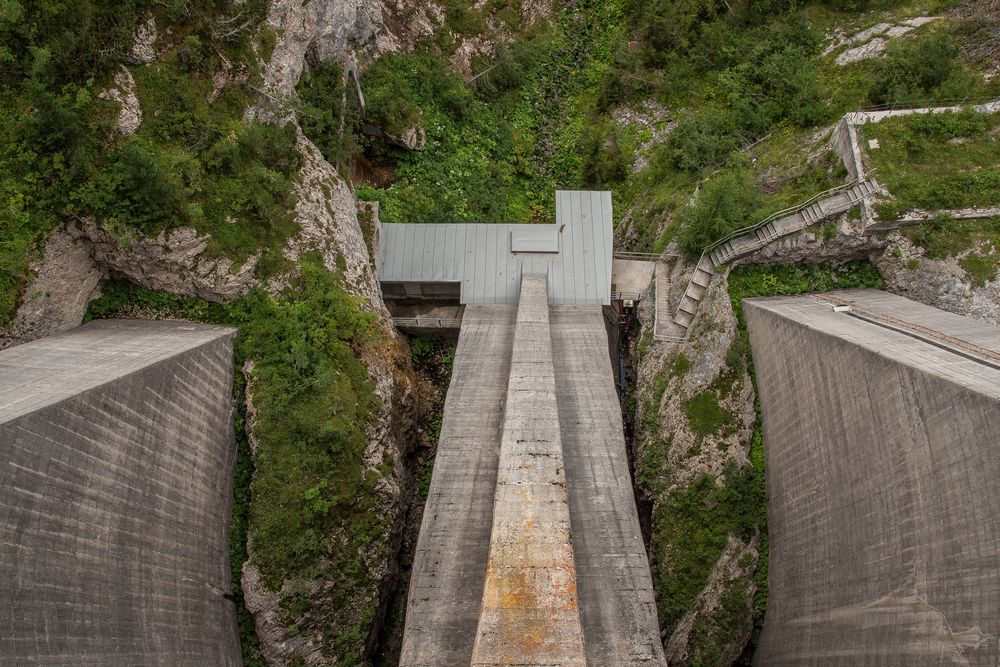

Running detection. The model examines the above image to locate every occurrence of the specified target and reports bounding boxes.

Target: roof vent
[511,226,559,253]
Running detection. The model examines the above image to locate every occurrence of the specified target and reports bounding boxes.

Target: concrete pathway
[402,276,666,666]
[400,305,517,666]
[471,275,586,667]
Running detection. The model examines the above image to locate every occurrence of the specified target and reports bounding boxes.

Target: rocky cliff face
[634,265,760,665]
[261,0,441,102]
[2,2,429,664]
[874,231,1000,326]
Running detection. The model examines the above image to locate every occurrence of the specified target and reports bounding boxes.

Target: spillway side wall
[746,301,1000,667]
[0,333,242,665]
[551,305,666,665]
[399,305,517,666]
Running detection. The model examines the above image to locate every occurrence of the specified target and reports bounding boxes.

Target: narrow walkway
[471,275,586,666]
[399,305,517,666]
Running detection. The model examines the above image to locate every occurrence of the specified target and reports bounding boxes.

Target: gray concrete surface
[471,275,586,667]
[400,305,517,666]
[611,259,654,297]
[746,291,1000,666]
[552,305,666,666]
[0,319,242,665]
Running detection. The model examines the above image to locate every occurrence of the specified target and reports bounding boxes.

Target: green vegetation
[298,59,358,168]
[685,390,735,437]
[865,110,1000,217]
[687,578,755,666]
[0,0,298,326]
[85,257,392,664]
[902,216,1000,285]
[651,461,762,634]
[677,167,763,255]
[295,2,629,224]
[868,30,983,105]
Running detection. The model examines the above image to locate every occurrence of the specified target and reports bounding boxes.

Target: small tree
[677,168,763,256]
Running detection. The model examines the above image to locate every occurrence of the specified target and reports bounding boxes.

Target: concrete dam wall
[400,276,664,666]
[745,290,1000,666]
[0,320,242,665]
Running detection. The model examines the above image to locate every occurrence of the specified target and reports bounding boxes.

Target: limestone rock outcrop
[634,267,759,663]
[98,66,143,137]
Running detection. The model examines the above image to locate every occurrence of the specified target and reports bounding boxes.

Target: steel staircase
[655,177,880,341]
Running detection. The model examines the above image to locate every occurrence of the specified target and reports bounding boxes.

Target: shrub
[361,55,425,137]
[869,32,966,105]
[112,142,179,228]
[471,40,541,102]
[677,169,763,255]
[669,109,745,173]
[410,337,434,365]
[19,86,83,154]
[579,121,631,186]
[684,390,734,436]
[298,59,358,166]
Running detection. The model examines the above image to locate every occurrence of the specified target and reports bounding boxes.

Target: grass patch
[903,215,1000,256]
[685,390,734,437]
[863,110,1000,215]
[959,252,999,286]
[902,216,1000,285]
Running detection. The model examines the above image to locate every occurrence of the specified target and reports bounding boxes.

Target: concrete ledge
[552,305,666,665]
[471,275,587,667]
[400,305,517,666]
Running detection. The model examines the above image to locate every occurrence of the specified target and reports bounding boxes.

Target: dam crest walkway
[399,275,665,667]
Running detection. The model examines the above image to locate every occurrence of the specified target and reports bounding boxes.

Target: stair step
[673,309,694,327]
[692,270,713,288]
[687,282,707,301]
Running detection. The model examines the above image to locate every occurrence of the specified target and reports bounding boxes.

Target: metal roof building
[377,191,613,305]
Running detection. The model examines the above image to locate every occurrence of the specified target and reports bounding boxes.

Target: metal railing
[652,177,878,343]
[813,295,1000,368]
[703,176,873,262]
[392,317,463,329]
[855,95,1000,113]
[612,251,679,261]
[611,291,648,302]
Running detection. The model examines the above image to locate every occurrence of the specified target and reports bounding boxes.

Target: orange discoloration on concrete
[470,276,587,667]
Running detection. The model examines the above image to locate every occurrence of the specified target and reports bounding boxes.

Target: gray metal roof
[377,191,613,305]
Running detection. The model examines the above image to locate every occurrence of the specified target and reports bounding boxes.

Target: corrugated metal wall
[377,191,613,305]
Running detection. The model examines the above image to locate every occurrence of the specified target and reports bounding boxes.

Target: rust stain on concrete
[470,276,587,666]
